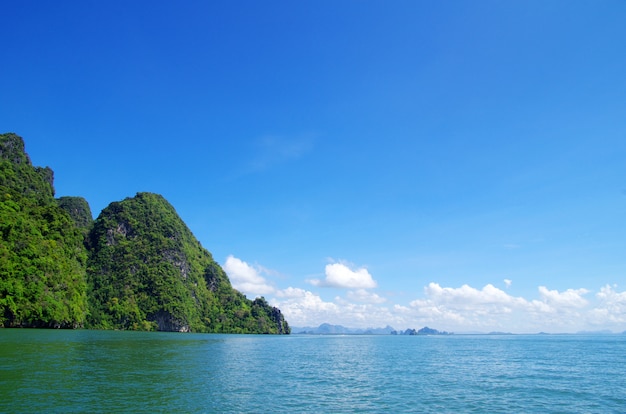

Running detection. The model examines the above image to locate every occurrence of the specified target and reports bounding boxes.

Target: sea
[1,330,625,413]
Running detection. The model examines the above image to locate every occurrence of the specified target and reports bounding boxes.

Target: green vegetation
[0,133,87,328]
[87,192,289,333]
[57,196,93,232]
[0,133,290,334]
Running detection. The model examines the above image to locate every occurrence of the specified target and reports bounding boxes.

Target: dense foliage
[87,192,290,333]
[57,196,93,231]
[0,133,87,327]
[0,133,290,333]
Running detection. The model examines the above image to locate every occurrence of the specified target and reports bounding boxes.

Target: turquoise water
[1,330,625,413]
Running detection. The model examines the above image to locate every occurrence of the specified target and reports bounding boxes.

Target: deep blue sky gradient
[2,1,626,331]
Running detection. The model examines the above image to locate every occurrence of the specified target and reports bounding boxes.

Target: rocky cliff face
[153,310,190,332]
[0,133,290,333]
[86,192,209,332]
[0,132,30,164]
[0,133,88,328]
[87,192,290,334]
[0,133,55,201]
[57,196,93,230]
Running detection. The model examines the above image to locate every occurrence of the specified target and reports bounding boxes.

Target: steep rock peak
[0,132,31,165]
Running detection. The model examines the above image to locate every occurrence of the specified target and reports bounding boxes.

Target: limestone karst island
[0,132,290,334]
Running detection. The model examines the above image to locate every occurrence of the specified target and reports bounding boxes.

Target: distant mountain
[293,323,396,335]
[293,324,453,335]
[364,326,397,335]
[395,326,452,335]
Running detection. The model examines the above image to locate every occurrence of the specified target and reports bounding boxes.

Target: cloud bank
[225,255,626,333]
[273,282,626,333]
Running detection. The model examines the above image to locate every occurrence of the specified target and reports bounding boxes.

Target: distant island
[294,324,626,336]
[293,323,452,335]
[0,133,290,334]
[394,326,452,335]
[294,323,396,335]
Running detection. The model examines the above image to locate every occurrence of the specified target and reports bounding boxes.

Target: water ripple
[1,331,626,413]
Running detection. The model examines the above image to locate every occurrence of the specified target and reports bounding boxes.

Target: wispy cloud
[346,289,387,304]
[246,134,314,173]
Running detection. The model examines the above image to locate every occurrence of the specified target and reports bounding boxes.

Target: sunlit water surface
[1,330,625,413]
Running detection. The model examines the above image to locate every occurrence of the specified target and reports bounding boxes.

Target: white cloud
[228,254,626,333]
[271,287,401,328]
[308,262,377,289]
[412,283,527,308]
[596,284,626,309]
[538,286,589,308]
[404,283,602,333]
[347,289,387,304]
[267,282,626,333]
[406,283,529,330]
[223,255,275,297]
[271,288,340,327]
[275,286,309,299]
[588,285,626,325]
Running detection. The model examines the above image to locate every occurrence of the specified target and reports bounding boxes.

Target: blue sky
[2,1,626,333]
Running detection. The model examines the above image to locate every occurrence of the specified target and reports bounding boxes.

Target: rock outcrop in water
[0,132,290,334]
[393,326,452,335]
